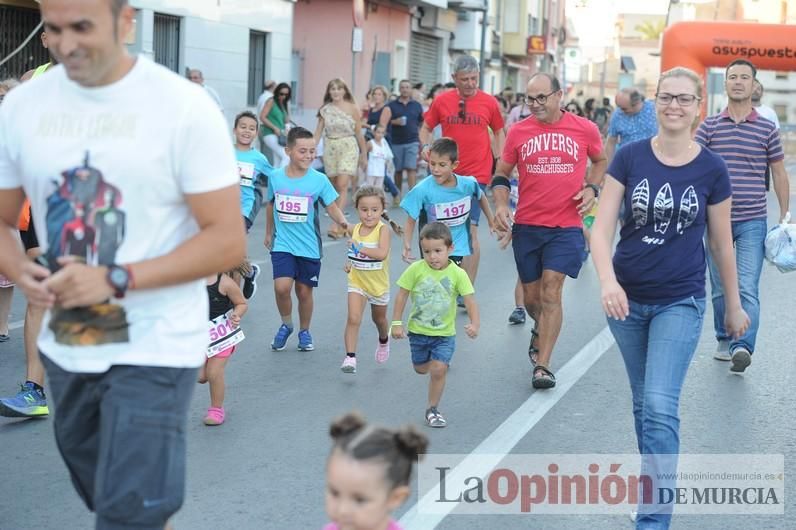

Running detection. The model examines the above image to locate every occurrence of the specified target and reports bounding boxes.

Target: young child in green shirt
[391,222,480,428]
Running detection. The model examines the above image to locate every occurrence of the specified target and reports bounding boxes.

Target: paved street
[1,177,795,530]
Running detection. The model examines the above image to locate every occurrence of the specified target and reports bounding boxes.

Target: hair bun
[330,412,366,440]
[394,426,429,460]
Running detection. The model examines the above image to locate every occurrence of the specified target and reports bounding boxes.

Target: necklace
[652,136,694,162]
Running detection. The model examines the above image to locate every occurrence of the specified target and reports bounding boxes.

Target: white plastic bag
[764,212,796,273]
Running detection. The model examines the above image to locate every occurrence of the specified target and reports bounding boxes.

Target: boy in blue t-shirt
[265,127,349,352]
[400,137,495,279]
[233,111,274,299]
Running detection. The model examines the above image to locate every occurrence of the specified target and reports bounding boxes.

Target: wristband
[421,143,430,151]
[584,183,600,198]
[391,320,403,326]
[491,175,511,190]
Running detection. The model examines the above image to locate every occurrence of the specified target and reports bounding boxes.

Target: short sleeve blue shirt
[608,140,732,304]
[607,100,658,146]
[267,167,339,259]
[400,174,482,257]
[236,148,274,217]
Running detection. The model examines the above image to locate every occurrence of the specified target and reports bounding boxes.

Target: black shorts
[19,208,39,251]
[512,224,585,283]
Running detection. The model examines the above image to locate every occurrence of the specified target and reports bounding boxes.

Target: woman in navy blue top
[591,67,749,529]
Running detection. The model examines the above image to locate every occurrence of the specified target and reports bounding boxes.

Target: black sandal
[528,327,539,366]
[532,365,556,389]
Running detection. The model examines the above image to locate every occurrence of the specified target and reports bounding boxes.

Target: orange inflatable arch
[660,21,796,114]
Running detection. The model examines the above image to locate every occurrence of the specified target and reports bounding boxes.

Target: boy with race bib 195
[265,127,350,352]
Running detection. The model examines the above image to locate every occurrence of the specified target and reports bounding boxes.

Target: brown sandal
[528,327,539,366]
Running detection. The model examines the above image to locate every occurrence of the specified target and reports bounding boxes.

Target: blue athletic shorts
[469,182,488,226]
[271,251,321,287]
[512,224,585,283]
[409,333,455,366]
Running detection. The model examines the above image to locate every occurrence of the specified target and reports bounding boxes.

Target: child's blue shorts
[271,251,321,287]
[409,333,455,366]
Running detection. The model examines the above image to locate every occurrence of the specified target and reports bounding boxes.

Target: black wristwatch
[585,183,600,198]
[106,265,130,299]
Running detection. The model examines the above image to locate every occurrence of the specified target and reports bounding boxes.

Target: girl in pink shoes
[342,186,402,374]
[323,412,428,530]
[199,271,248,425]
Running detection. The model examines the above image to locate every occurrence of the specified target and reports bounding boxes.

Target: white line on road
[4,240,342,334]
[399,326,616,530]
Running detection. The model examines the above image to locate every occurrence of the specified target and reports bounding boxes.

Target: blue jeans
[706,218,766,354]
[607,296,706,530]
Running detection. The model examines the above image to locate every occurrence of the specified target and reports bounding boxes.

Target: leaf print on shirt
[631,178,649,228]
[676,186,699,234]
[410,276,453,331]
[653,183,674,235]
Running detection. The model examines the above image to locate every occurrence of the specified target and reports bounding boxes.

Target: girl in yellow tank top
[341,187,402,374]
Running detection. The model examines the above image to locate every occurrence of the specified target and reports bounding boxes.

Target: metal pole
[479,1,488,87]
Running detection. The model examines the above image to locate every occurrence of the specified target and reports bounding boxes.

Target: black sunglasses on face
[458,99,466,120]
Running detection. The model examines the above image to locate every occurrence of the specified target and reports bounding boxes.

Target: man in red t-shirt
[492,73,606,390]
[419,55,505,290]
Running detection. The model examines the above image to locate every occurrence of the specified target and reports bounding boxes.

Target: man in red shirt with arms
[493,73,607,389]
[419,55,505,289]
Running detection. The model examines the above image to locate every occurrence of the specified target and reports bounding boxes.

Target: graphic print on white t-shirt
[631,180,699,241]
[45,152,129,345]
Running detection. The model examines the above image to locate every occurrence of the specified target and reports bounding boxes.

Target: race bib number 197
[434,197,471,227]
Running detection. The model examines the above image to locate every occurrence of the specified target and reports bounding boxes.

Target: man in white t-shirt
[0,1,245,528]
[752,80,780,130]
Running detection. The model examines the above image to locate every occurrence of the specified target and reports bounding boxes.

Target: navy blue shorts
[512,224,585,283]
[469,182,488,226]
[409,333,455,366]
[271,251,321,287]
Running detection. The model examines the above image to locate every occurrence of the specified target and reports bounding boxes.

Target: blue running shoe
[297,329,314,351]
[0,382,49,418]
[271,324,293,351]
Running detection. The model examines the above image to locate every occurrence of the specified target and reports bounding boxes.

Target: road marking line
[399,326,616,529]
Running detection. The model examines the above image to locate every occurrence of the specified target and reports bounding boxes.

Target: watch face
[110,267,128,287]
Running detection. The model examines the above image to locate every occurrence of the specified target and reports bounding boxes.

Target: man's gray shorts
[42,354,198,530]
[392,142,419,171]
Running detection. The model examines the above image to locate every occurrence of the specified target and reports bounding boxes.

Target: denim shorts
[409,333,456,365]
[392,142,419,171]
[512,224,585,283]
[271,251,321,287]
[469,182,489,226]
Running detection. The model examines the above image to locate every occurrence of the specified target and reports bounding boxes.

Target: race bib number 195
[275,193,310,223]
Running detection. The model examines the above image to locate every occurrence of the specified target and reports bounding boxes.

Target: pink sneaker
[341,356,357,373]
[375,340,390,364]
[204,406,225,425]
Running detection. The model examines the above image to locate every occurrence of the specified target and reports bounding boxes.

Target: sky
[566,0,670,48]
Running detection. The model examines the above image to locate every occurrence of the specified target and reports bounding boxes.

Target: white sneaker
[730,347,752,373]
[713,340,731,361]
[341,356,357,374]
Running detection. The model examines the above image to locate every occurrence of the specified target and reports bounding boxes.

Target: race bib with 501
[275,192,310,223]
[434,196,471,227]
[207,310,245,358]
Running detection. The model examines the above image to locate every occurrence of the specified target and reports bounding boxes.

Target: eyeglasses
[524,90,559,106]
[458,99,466,120]
[655,93,700,106]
